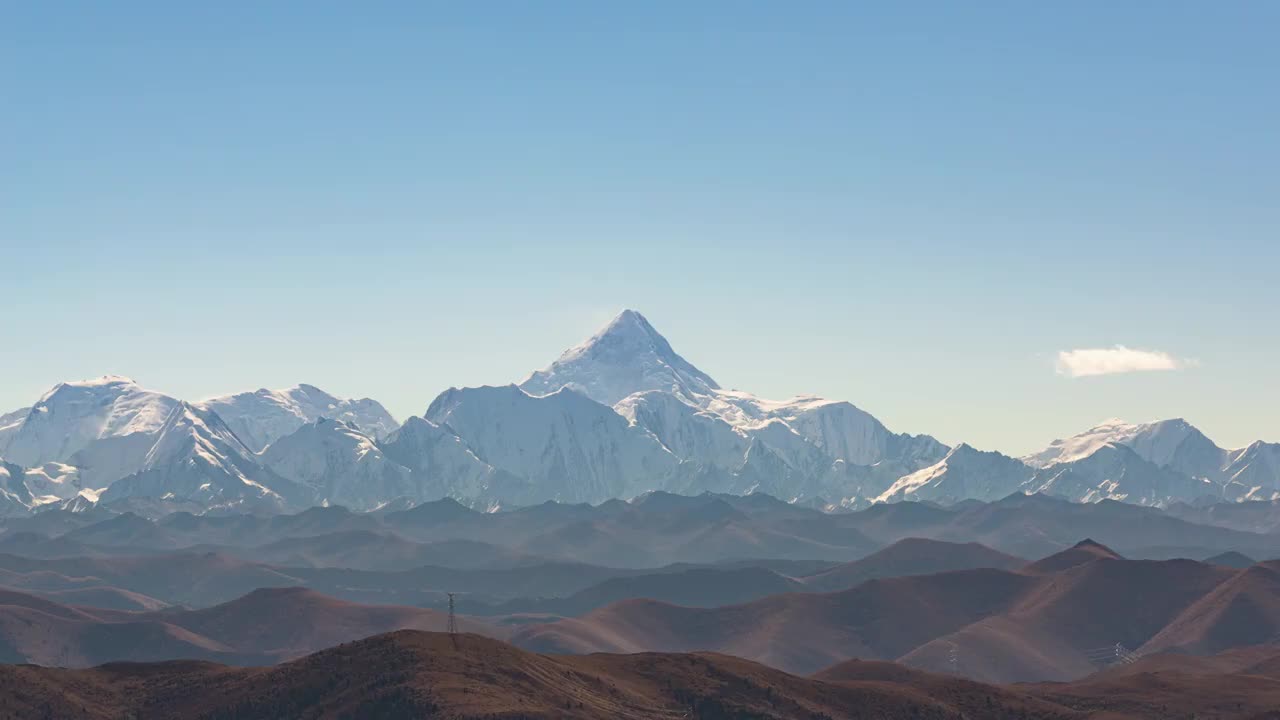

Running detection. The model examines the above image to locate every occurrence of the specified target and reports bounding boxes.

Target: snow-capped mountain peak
[1,376,180,469]
[517,310,947,475]
[519,309,720,407]
[1024,417,1228,482]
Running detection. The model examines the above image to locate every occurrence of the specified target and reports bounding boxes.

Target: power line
[1084,643,1141,667]
[946,640,960,675]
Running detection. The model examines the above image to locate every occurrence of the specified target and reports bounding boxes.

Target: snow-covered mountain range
[0,377,399,514]
[879,418,1280,507]
[0,310,1275,514]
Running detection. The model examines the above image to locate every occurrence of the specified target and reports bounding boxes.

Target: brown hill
[801,537,1025,592]
[514,567,1038,674]
[1025,659,1280,720]
[517,554,1247,684]
[0,551,304,606]
[1140,562,1280,656]
[0,586,500,667]
[1021,538,1122,574]
[11,585,168,612]
[0,630,1081,720]
[153,586,493,658]
[901,556,1236,683]
[12,630,1280,719]
[0,588,241,667]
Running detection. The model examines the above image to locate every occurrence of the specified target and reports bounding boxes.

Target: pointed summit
[519,309,719,407]
[1071,538,1118,553]
[1023,538,1122,574]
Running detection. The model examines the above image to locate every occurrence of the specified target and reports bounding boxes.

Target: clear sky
[3,2,1277,455]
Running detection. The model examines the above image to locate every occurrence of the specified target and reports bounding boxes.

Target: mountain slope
[13,630,1280,720]
[900,555,1236,683]
[1026,442,1215,506]
[1140,562,1280,655]
[726,395,947,471]
[0,586,493,667]
[424,384,678,504]
[99,403,306,512]
[614,390,748,469]
[878,444,1033,503]
[379,416,528,506]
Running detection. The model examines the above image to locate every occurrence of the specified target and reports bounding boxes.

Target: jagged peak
[941,442,1020,463]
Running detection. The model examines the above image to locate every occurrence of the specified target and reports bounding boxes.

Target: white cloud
[1055,346,1195,378]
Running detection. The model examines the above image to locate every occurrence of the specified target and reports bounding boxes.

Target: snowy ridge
[198,384,398,452]
[0,377,400,514]
[1221,442,1280,501]
[1021,417,1273,494]
[100,402,305,511]
[1024,418,1226,473]
[426,384,679,504]
[1025,442,1214,506]
[886,431,1245,508]
[615,390,749,469]
[878,444,1034,504]
[380,417,529,506]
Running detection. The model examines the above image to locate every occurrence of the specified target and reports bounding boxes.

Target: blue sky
[3,2,1277,454]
